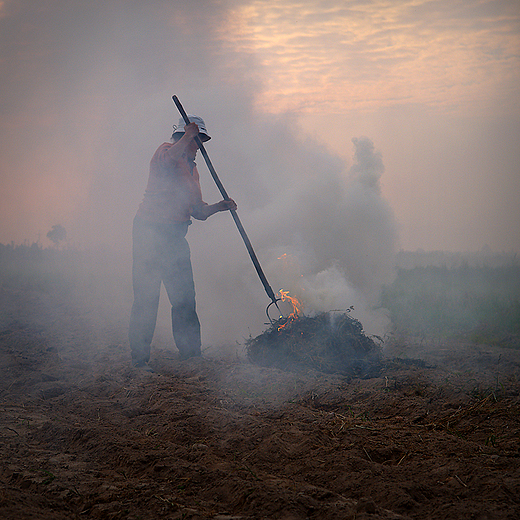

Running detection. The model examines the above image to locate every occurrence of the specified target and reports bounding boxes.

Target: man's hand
[192,199,237,221]
[217,199,237,212]
[184,122,199,141]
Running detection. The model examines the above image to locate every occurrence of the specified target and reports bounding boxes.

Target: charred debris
[246,311,382,378]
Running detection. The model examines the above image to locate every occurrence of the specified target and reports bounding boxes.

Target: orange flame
[278,289,303,330]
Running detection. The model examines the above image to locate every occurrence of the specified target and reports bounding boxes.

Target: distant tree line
[396,249,518,269]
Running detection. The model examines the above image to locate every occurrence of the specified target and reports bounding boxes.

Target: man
[129,115,236,369]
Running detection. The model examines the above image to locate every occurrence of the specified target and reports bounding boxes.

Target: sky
[223,0,520,253]
[0,0,519,344]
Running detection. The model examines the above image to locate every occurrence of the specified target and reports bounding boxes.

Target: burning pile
[247,307,382,377]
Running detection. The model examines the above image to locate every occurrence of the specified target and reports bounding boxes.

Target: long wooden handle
[172,95,280,308]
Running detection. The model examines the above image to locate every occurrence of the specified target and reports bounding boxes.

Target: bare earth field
[1,283,519,520]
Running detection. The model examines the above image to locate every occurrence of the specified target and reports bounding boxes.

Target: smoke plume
[189,130,399,349]
[0,0,399,355]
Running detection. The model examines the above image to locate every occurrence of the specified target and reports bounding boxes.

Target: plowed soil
[1,283,519,520]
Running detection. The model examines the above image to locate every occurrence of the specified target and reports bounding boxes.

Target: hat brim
[173,131,211,142]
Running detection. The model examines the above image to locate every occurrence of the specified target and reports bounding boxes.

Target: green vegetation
[381,263,520,347]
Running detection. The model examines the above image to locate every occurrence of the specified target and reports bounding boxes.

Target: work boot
[131,349,152,368]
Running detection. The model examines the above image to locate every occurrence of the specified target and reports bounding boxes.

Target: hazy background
[1,0,519,348]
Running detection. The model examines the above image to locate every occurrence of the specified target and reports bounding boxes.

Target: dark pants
[129,216,201,365]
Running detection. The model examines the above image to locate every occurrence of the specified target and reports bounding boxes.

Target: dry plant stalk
[246,311,382,376]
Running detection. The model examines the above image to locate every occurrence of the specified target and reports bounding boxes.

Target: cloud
[223,0,520,113]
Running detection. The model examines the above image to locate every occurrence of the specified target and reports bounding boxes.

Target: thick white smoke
[187,127,399,350]
[0,0,399,357]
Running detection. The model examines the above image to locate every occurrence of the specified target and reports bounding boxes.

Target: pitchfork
[172,95,283,322]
